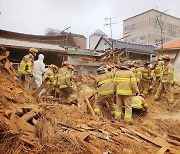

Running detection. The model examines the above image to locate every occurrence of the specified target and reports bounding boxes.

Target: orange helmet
[29,48,38,53]
[162,54,170,60]
[63,61,69,66]
[68,65,74,70]
[50,64,58,70]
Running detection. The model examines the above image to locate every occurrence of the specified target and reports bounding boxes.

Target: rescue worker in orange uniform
[115,61,139,124]
[43,64,58,96]
[141,61,152,96]
[154,55,174,105]
[18,48,38,90]
[93,67,115,117]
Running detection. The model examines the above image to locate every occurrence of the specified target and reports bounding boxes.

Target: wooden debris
[84,96,95,116]
[77,132,90,142]
[142,126,180,146]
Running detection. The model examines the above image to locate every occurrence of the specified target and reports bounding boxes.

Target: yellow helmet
[63,61,69,66]
[68,65,74,70]
[50,64,58,70]
[29,48,38,53]
[162,54,170,60]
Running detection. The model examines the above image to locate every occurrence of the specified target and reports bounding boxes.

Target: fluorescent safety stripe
[143,91,148,94]
[115,111,121,116]
[125,114,132,119]
[98,79,112,86]
[132,103,142,109]
[98,90,113,95]
[115,78,130,82]
[136,72,142,75]
[70,94,77,98]
[131,78,136,82]
[116,90,132,95]
[143,73,148,76]
[168,70,174,74]
[60,85,68,88]
[94,108,100,113]
[154,95,159,99]
[168,98,174,103]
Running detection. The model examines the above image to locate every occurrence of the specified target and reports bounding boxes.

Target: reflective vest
[57,70,72,89]
[96,72,114,95]
[161,63,174,84]
[141,67,151,81]
[154,61,164,77]
[18,53,34,75]
[115,68,139,95]
[43,69,56,85]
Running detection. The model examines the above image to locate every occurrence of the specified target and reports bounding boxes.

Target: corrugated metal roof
[0,38,66,53]
[105,38,155,54]
[67,49,101,56]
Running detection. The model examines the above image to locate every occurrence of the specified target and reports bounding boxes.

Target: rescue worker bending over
[57,65,74,100]
[18,48,38,90]
[154,55,174,105]
[43,64,58,96]
[132,94,147,111]
[115,61,139,124]
[94,67,115,117]
[141,61,152,96]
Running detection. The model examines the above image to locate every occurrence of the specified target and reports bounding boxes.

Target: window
[155,19,164,29]
[140,36,146,44]
[167,24,177,36]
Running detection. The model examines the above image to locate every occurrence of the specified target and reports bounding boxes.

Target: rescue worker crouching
[115,61,139,124]
[18,48,38,90]
[43,64,58,96]
[93,67,115,117]
[132,94,148,112]
[154,54,174,105]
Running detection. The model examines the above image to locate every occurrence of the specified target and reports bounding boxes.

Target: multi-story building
[123,9,180,46]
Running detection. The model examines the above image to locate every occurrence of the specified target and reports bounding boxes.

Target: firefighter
[131,61,142,90]
[43,64,58,96]
[153,58,164,92]
[115,61,139,124]
[154,54,174,105]
[18,48,38,90]
[132,94,147,111]
[93,67,115,117]
[57,64,74,100]
[141,61,152,96]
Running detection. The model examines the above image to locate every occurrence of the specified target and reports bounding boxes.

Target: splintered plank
[21,111,36,121]
[10,113,36,133]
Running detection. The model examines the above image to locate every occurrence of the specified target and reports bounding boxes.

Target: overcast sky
[0,0,180,39]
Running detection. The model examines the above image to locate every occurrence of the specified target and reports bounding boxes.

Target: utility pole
[61,26,71,49]
[156,9,168,56]
[104,17,117,50]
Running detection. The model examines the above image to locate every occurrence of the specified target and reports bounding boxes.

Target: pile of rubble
[0,50,180,153]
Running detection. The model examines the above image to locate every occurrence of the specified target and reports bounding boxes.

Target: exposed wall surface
[74,37,87,49]
[123,9,180,46]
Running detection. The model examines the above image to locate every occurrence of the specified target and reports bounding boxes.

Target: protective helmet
[29,48,38,53]
[63,61,69,66]
[162,54,170,60]
[50,64,58,70]
[144,61,150,66]
[68,65,74,70]
[123,61,130,67]
[97,67,106,75]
